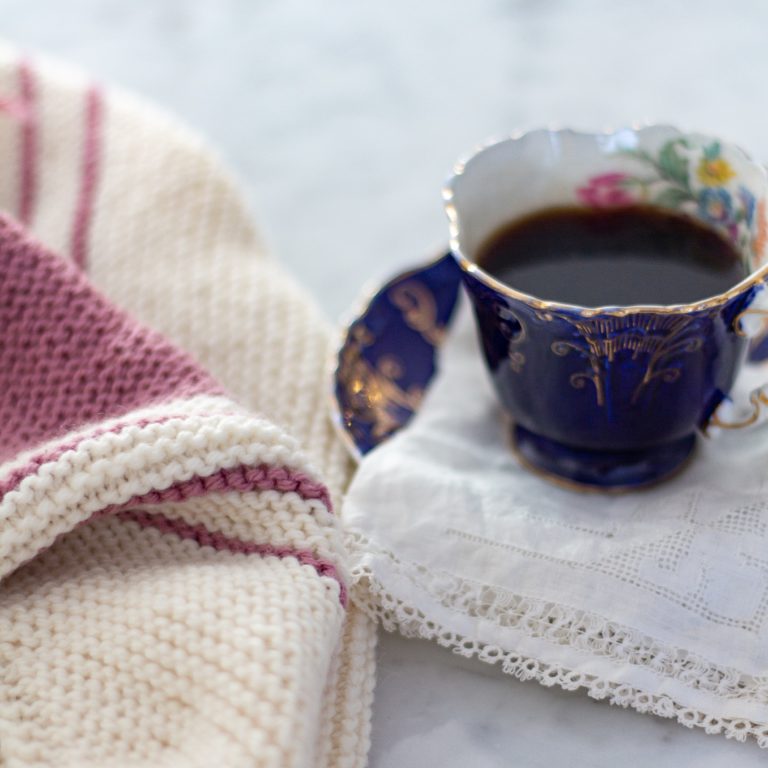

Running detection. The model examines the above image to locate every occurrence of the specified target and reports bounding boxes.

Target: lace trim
[347,531,768,748]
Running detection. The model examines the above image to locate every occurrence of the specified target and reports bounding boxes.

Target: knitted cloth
[0,46,376,768]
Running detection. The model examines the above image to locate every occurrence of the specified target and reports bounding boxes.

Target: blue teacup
[443,126,768,490]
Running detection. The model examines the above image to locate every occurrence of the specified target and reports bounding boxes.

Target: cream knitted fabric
[0,45,376,768]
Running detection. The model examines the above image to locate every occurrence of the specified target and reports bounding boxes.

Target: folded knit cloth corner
[0,46,376,768]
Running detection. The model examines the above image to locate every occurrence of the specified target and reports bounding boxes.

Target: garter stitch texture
[0,44,376,768]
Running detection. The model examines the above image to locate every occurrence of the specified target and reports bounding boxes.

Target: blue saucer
[331,253,462,458]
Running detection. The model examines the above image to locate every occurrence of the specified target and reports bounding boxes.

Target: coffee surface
[475,205,747,306]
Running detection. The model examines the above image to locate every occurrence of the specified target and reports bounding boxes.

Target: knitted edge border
[1,409,347,605]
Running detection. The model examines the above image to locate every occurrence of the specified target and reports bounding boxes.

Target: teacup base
[511,426,696,492]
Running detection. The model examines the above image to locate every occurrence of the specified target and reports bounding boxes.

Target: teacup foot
[510,426,696,492]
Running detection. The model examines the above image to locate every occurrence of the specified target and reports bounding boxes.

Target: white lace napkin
[344,298,768,748]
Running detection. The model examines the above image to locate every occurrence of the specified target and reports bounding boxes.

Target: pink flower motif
[576,172,634,208]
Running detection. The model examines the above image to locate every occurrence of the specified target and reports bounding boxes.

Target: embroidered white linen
[345,301,768,748]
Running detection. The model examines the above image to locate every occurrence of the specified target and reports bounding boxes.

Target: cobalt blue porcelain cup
[443,126,768,490]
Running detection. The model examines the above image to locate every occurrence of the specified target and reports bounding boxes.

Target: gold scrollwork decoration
[338,323,424,439]
[631,333,703,403]
[508,351,525,374]
[496,304,527,373]
[733,308,768,338]
[570,365,605,407]
[389,281,445,346]
[547,314,704,407]
[551,340,584,357]
[707,388,768,430]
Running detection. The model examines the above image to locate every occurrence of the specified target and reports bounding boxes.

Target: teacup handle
[706,285,768,431]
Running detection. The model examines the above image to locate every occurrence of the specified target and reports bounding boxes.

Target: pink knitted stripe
[70,85,103,270]
[0,416,331,516]
[120,508,347,606]
[17,59,38,225]
[0,214,224,463]
[0,95,29,120]
[106,463,333,514]
[0,413,183,497]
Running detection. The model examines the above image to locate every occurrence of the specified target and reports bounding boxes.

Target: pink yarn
[0,414,182,496]
[17,59,38,225]
[0,213,223,464]
[70,84,103,269]
[105,463,333,515]
[121,509,347,606]
[0,214,338,600]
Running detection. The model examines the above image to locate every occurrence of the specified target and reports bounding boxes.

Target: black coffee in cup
[475,205,747,307]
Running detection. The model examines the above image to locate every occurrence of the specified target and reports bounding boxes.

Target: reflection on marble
[5,0,768,763]
[372,632,764,767]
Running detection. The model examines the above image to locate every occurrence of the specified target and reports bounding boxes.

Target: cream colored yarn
[0,44,376,768]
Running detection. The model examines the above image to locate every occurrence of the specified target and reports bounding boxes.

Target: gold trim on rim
[443,126,768,318]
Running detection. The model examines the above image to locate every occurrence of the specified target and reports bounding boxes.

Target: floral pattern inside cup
[576,138,767,268]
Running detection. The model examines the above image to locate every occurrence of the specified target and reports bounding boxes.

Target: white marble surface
[3,0,767,763]
[374,633,760,768]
